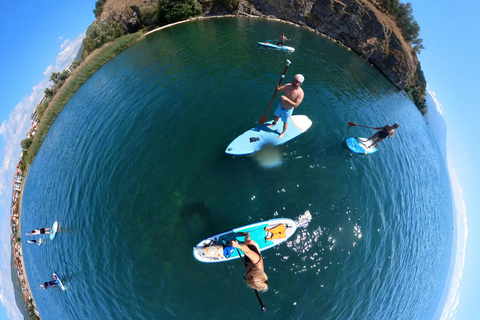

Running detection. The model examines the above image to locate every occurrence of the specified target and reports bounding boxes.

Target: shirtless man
[277,33,288,46]
[267,74,305,139]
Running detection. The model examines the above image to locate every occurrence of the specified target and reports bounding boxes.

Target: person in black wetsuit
[364,123,399,149]
[231,233,268,292]
[40,280,58,289]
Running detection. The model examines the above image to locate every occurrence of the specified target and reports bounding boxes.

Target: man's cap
[295,74,305,83]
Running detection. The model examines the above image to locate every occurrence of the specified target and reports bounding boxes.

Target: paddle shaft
[236,249,267,313]
[348,122,377,130]
[260,60,291,125]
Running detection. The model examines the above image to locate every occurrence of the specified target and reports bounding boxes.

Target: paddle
[260,59,291,125]
[348,122,377,130]
[236,248,267,313]
[265,39,290,43]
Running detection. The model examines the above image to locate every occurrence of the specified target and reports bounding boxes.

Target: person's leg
[279,123,289,139]
[365,132,379,142]
[371,138,384,148]
[268,116,280,127]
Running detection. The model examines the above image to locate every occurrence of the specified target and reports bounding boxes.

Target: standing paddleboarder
[267,74,305,139]
[231,233,268,292]
[26,227,53,236]
[364,123,399,149]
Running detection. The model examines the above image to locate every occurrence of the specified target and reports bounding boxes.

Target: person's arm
[276,84,288,92]
[281,91,304,108]
[388,130,395,138]
[231,240,260,263]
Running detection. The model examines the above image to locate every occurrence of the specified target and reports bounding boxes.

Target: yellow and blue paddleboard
[193,218,297,263]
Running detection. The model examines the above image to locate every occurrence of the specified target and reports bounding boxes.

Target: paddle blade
[348,122,357,126]
[260,115,267,125]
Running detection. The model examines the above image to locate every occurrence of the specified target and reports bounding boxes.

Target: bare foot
[267,122,277,128]
[278,133,285,139]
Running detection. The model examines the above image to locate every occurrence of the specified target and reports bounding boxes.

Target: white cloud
[427,85,445,115]
[0,31,86,320]
[43,33,85,77]
[43,64,54,76]
[60,38,70,50]
[437,156,468,320]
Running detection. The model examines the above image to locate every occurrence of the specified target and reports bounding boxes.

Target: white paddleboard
[193,218,297,263]
[53,273,66,291]
[50,221,58,240]
[226,115,312,156]
[258,42,295,52]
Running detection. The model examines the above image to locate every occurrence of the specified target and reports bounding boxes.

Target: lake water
[21,17,452,320]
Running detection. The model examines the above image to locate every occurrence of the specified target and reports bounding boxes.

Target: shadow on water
[181,201,215,241]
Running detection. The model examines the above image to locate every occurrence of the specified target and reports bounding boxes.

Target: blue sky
[0,1,478,320]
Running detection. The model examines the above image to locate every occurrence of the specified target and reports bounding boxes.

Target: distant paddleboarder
[40,280,58,289]
[276,33,288,46]
[26,227,53,236]
[26,239,43,246]
[267,74,305,139]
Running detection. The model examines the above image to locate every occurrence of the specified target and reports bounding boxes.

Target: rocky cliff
[232,0,417,90]
[98,0,158,33]
[95,0,418,91]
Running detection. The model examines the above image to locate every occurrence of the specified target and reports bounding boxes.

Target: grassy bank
[24,32,143,168]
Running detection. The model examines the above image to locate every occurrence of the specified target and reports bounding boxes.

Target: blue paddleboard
[258,42,295,52]
[50,221,58,240]
[226,115,312,156]
[193,218,297,263]
[53,272,66,291]
[345,137,378,154]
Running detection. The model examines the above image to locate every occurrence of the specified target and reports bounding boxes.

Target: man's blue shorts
[274,103,294,123]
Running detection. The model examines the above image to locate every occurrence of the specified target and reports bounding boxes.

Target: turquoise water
[21,17,452,319]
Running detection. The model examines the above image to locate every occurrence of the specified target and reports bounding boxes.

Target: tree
[50,71,69,90]
[82,21,124,57]
[93,0,106,18]
[44,87,55,99]
[21,138,32,150]
[158,0,202,25]
[396,3,419,42]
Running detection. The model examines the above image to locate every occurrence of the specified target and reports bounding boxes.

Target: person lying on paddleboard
[364,123,399,149]
[26,227,53,236]
[277,33,288,46]
[231,233,268,292]
[40,280,58,289]
[267,74,305,139]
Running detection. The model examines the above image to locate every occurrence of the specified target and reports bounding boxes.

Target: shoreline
[10,167,41,319]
